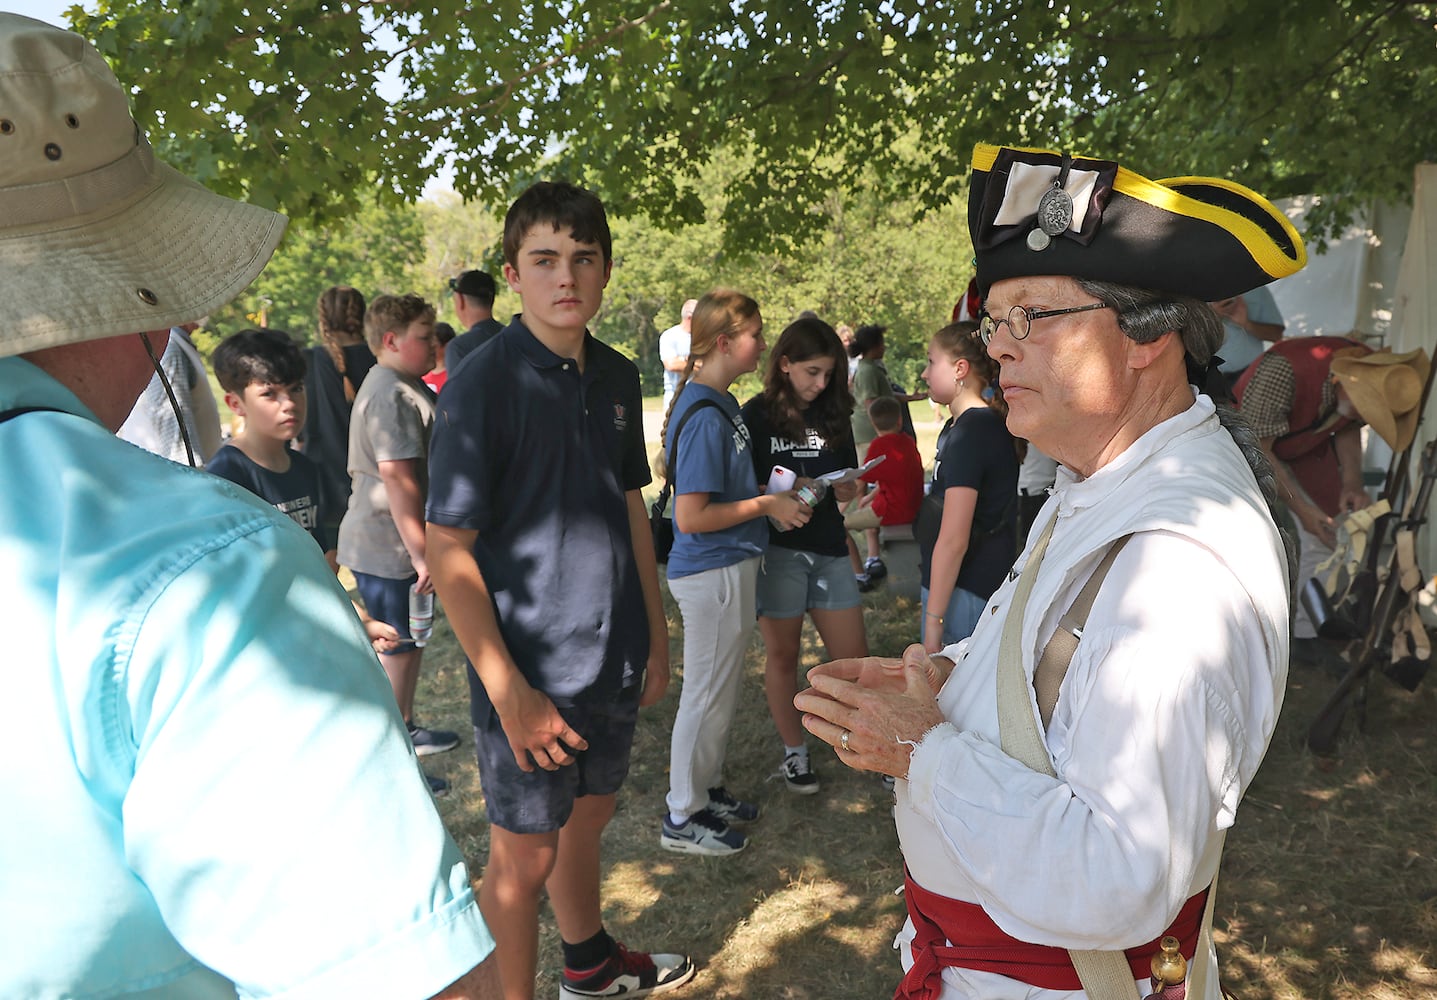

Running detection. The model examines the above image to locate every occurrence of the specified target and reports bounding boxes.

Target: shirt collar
[1052,389,1212,513]
[511,316,595,372]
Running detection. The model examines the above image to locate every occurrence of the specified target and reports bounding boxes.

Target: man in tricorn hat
[797,143,1302,997]
[1236,338,1430,663]
[0,14,496,998]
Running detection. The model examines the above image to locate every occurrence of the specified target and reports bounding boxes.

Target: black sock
[562,927,615,972]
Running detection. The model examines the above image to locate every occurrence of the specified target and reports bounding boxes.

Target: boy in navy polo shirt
[427,182,692,1000]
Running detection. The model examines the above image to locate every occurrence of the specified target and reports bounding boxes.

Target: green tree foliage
[72,1,1437,253]
[210,199,429,342]
[181,141,966,394]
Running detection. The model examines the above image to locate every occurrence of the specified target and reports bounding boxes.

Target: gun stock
[1308,439,1437,753]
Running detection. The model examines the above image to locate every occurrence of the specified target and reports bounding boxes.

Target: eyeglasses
[978,302,1112,345]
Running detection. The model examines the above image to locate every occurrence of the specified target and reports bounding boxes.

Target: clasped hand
[795,644,948,779]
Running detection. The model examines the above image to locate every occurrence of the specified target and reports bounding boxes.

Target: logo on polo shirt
[613,403,627,432]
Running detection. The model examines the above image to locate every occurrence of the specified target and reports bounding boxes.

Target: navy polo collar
[511,316,596,372]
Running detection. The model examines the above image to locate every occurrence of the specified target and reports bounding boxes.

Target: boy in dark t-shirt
[426,181,693,1000]
[209,329,329,550]
[208,329,399,654]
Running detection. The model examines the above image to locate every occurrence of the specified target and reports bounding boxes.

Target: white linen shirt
[893,392,1289,999]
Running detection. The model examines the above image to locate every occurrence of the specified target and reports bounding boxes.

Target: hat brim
[2,162,286,357]
[1331,349,1432,451]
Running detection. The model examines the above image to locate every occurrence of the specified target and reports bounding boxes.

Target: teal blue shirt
[0,357,493,998]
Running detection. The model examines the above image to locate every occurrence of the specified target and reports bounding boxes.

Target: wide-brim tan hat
[0,13,286,358]
[1330,348,1431,451]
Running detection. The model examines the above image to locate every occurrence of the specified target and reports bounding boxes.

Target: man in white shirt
[658,298,697,412]
[118,321,224,465]
[797,142,1304,999]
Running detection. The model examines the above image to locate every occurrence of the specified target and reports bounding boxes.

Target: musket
[1308,438,1437,752]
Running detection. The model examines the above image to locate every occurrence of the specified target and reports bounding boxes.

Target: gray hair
[1075,277,1297,594]
[1075,279,1224,365]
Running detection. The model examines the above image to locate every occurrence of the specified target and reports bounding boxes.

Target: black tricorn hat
[969,143,1306,301]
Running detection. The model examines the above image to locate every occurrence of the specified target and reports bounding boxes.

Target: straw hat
[1330,348,1431,451]
[968,143,1306,301]
[0,14,286,358]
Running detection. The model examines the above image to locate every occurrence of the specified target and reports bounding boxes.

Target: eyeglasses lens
[1008,306,1030,341]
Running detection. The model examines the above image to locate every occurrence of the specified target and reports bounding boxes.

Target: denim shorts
[921,585,988,645]
[352,570,419,642]
[473,687,641,834]
[756,546,862,619]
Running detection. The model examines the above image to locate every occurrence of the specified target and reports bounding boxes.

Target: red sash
[895,871,1209,997]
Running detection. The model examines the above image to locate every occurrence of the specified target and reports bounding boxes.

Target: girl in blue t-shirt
[915,321,1020,651]
[739,317,869,796]
[658,289,810,858]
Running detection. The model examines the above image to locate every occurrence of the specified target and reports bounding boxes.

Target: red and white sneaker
[559,941,696,998]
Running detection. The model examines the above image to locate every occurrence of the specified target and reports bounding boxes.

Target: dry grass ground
[406,398,1437,999]
[413,589,1437,1000]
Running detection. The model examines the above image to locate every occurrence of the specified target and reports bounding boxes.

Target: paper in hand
[817,455,886,486]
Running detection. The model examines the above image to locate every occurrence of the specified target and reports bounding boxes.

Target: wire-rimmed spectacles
[978,302,1113,346]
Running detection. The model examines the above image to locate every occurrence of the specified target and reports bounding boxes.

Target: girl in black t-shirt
[915,321,1020,652]
[740,318,870,795]
[297,286,376,544]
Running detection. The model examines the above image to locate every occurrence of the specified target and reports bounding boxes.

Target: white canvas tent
[1384,164,1437,573]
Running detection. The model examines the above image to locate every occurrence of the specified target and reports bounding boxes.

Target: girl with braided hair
[299,285,376,544]
[658,289,811,857]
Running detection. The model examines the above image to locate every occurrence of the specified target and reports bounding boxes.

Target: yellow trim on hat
[971,143,1307,281]
[1157,174,1307,279]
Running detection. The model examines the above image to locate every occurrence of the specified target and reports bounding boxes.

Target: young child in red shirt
[845,395,923,586]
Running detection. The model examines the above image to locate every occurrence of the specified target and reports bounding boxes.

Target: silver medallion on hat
[1037,183,1073,235]
[1028,161,1075,253]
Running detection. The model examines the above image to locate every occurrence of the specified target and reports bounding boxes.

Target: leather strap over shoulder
[998,521,1190,1000]
[1033,535,1132,728]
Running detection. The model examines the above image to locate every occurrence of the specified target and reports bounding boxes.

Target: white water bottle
[408,584,434,648]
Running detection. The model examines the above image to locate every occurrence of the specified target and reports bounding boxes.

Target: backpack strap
[651,398,738,516]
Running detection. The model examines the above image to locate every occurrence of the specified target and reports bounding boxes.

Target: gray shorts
[756,546,862,619]
[473,687,641,834]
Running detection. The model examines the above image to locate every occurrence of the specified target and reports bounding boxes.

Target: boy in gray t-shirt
[337,293,460,793]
